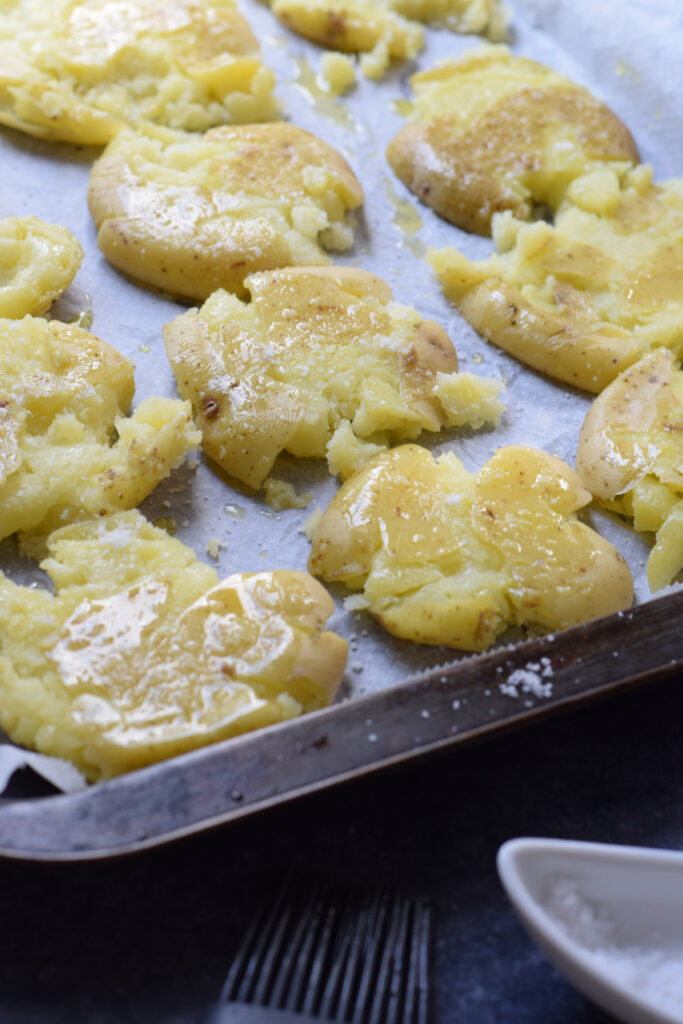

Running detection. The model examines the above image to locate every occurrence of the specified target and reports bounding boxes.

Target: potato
[308,443,633,651]
[429,167,683,392]
[267,0,506,76]
[271,0,424,60]
[163,266,504,488]
[576,348,683,591]
[0,0,276,145]
[0,217,83,318]
[0,315,200,544]
[88,123,364,301]
[0,510,347,779]
[387,47,638,235]
[388,0,507,36]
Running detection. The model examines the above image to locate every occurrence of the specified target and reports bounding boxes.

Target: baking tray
[0,591,680,861]
[0,0,681,859]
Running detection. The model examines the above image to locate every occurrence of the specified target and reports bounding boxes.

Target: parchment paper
[0,0,680,792]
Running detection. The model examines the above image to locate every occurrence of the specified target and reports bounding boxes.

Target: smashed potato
[429,166,683,393]
[577,348,683,591]
[0,510,347,779]
[0,316,199,543]
[387,47,638,235]
[389,0,507,36]
[0,217,83,318]
[271,0,423,65]
[269,0,506,74]
[88,123,364,301]
[308,444,633,651]
[0,0,276,145]
[163,266,504,488]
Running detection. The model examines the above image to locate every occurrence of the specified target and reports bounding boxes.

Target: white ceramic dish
[497,837,683,1024]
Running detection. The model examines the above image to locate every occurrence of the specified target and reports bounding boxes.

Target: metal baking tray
[0,592,680,860]
[0,0,681,859]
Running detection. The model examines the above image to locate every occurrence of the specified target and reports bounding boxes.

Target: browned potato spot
[308,443,633,651]
[387,47,638,235]
[577,348,683,591]
[0,510,348,780]
[88,123,364,301]
[163,266,504,488]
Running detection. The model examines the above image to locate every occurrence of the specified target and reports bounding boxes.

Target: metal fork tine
[366,895,406,1024]
[317,896,359,1020]
[302,895,341,1016]
[403,902,431,1024]
[327,894,375,1020]
[415,903,431,1024]
[269,882,321,1009]
[251,886,305,1006]
[351,892,393,1024]
[283,885,331,1012]
[221,874,293,1003]
[215,880,431,1024]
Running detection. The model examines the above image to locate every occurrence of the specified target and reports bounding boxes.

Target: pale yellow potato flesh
[0,0,276,145]
[576,348,683,591]
[308,443,633,651]
[163,266,504,488]
[0,217,83,318]
[0,316,200,544]
[0,510,348,779]
[430,167,683,393]
[269,0,506,70]
[88,123,364,301]
[387,47,638,235]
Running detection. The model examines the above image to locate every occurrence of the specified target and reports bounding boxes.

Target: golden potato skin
[0,510,348,780]
[309,444,633,651]
[272,0,423,58]
[0,217,83,318]
[431,253,643,393]
[268,0,506,68]
[0,0,276,145]
[0,316,200,543]
[577,348,683,590]
[430,167,683,392]
[88,124,364,301]
[387,48,638,235]
[163,266,503,488]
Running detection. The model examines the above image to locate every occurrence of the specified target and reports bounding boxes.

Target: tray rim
[0,589,680,862]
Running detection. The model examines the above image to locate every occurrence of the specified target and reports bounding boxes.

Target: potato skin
[0,216,83,318]
[0,511,348,780]
[164,265,502,488]
[272,0,423,57]
[0,316,199,542]
[0,0,277,144]
[88,123,364,301]
[309,443,633,651]
[429,252,644,393]
[577,348,680,499]
[386,49,639,235]
[576,348,683,591]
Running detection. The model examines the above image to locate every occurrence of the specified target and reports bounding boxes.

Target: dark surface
[3,668,683,1024]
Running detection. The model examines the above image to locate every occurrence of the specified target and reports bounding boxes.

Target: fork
[205,877,431,1024]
